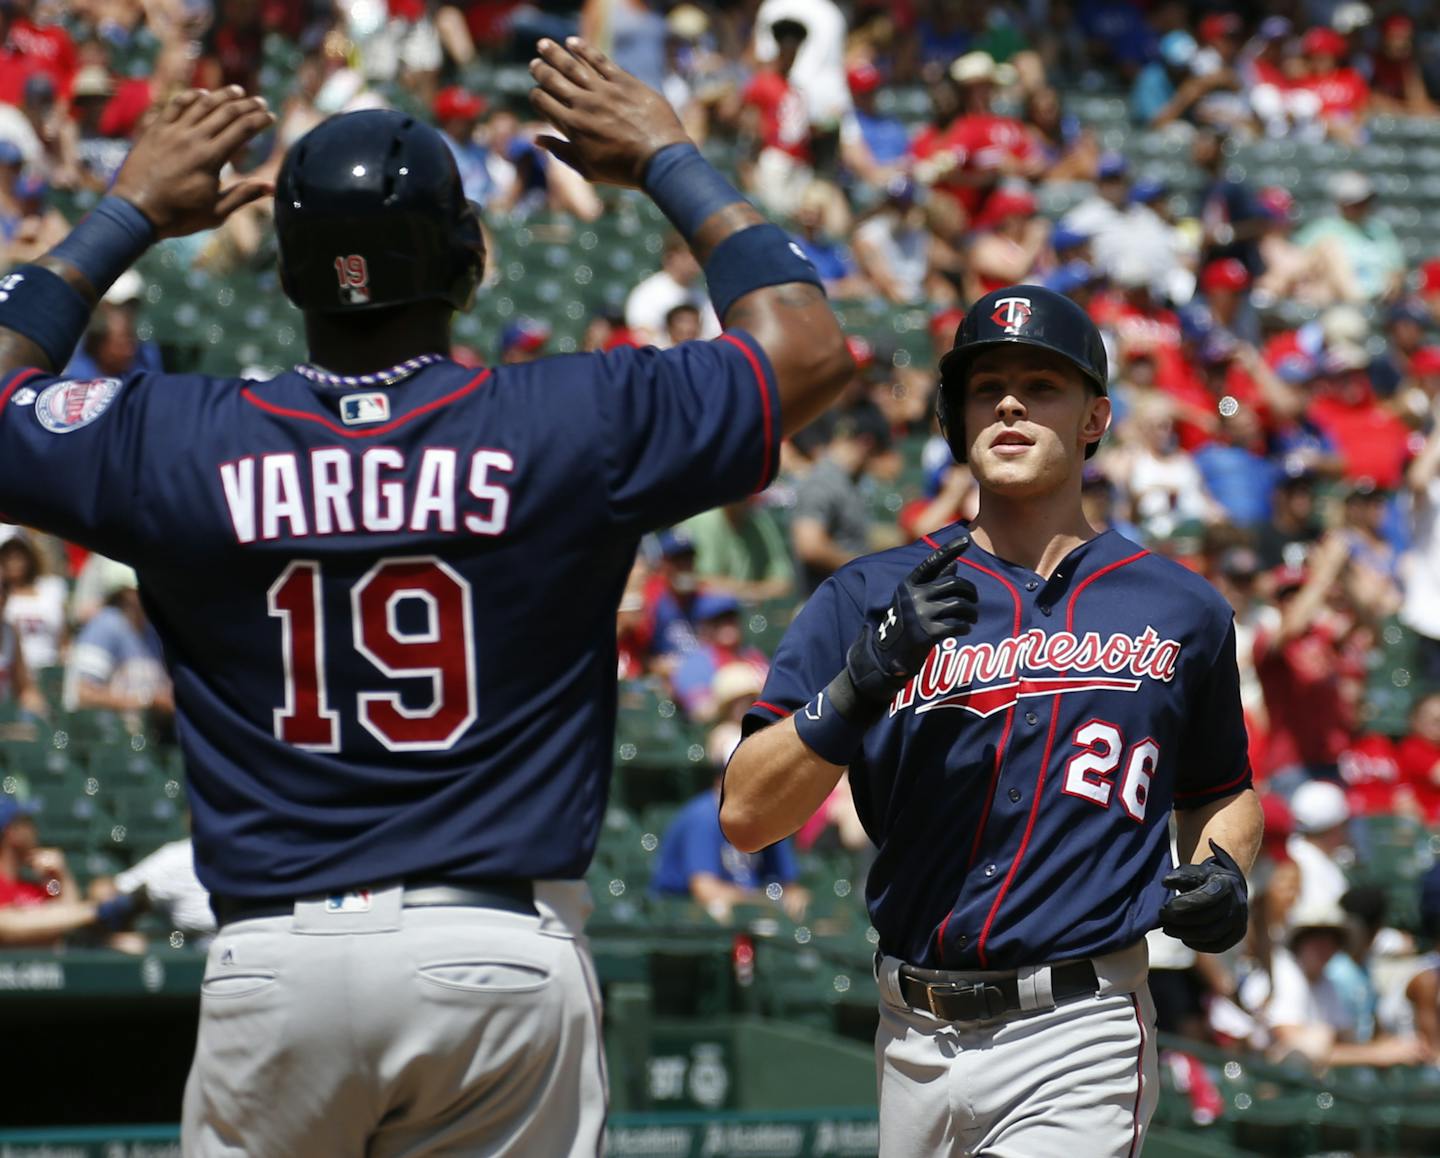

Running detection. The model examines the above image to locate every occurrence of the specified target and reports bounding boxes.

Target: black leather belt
[897,959,1099,1022]
[211,881,537,927]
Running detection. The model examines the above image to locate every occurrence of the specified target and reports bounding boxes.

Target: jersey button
[1039,604,1053,616]
[984,864,998,877]
[1025,711,1038,725]
[1008,788,1021,802]
[956,935,968,948]
[1025,580,1038,591]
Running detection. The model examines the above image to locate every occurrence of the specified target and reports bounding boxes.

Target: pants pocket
[200,970,279,999]
[416,960,551,994]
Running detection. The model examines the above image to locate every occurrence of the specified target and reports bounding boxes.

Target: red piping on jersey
[753,700,790,718]
[1128,992,1148,1157]
[973,546,1148,967]
[0,367,44,409]
[1174,765,1250,802]
[1065,551,1150,624]
[931,546,1022,965]
[718,333,775,493]
[240,370,492,439]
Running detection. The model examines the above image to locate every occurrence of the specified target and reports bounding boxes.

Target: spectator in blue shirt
[433,86,495,207]
[840,61,911,189]
[62,565,171,721]
[62,274,163,381]
[788,186,871,297]
[1194,402,1282,529]
[1131,29,1195,125]
[652,724,808,922]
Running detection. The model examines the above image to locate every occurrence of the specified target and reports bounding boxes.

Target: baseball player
[723,285,1263,1156]
[0,39,851,1156]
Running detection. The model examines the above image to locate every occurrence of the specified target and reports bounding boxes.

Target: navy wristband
[49,195,155,300]
[0,264,93,368]
[792,673,873,766]
[703,224,824,320]
[642,142,747,240]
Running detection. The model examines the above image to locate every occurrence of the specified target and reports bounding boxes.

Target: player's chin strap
[0,195,155,369]
[793,533,977,766]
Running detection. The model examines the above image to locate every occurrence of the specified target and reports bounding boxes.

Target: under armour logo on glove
[846,536,978,706]
[877,607,898,641]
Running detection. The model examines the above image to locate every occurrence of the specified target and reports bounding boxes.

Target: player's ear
[1080,392,1110,451]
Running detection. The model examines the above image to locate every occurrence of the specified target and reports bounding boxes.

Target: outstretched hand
[846,534,979,706]
[528,36,690,188]
[112,86,275,240]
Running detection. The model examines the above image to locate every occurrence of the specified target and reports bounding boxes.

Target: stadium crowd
[9,0,1440,1114]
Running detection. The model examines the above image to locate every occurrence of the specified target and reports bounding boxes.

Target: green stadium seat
[107,781,188,852]
[30,781,104,848]
[0,739,73,781]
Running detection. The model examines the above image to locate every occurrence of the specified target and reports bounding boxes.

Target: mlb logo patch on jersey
[34,377,122,434]
[340,392,391,426]
[325,889,372,914]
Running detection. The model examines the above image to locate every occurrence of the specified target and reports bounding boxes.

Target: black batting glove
[1158,840,1249,954]
[840,535,979,715]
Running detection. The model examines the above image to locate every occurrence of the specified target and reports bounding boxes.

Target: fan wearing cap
[965,185,1048,298]
[1295,170,1404,304]
[740,18,816,218]
[1296,25,1370,143]
[432,85,494,206]
[62,272,164,381]
[1239,895,1430,1070]
[839,61,911,188]
[911,52,1042,223]
[726,284,1262,1154]
[670,591,769,721]
[1308,342,1411,490]
[496,315,551,364]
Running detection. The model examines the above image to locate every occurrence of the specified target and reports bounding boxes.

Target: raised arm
[0,86,274,380]
[529,37,852,434]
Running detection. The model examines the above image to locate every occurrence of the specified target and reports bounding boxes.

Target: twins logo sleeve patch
[33,377,123,433]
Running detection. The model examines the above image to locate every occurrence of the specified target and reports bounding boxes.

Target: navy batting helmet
[936,284,1109,462]
[275,109,485,315]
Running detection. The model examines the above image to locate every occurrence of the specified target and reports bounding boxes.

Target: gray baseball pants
[873,941,1157,1156]
[181,882,606,1156]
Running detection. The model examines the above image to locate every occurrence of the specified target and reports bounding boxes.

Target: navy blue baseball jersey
[0,333,778,897]
[743,524,1250,970]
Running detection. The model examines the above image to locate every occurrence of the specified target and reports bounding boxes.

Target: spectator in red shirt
[1254,539,1364,794]
[1297,26,1370,145]
[1419,258,1440,328]
[1369,15,1435,116]
[1396,692,1440,824]
[912,51,1041,227]
[0,796,98,947]
[1307,348,1413,489]
[0,0,76,104]
[965,185,1049,298]
[1340,733,1405,818]
[741,18,813,218]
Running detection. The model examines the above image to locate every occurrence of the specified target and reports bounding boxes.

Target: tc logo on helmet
[990,296,1033,334]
